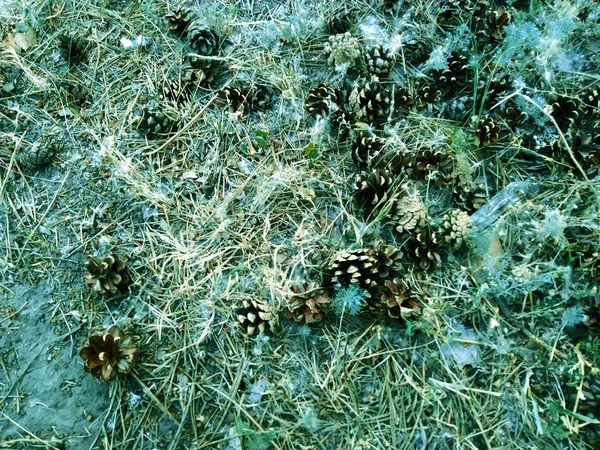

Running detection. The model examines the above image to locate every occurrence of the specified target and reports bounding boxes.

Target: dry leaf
[8,28,37,54]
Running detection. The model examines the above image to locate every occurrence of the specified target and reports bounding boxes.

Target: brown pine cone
[304,82,343,117]
[350,78,391,124]
[352,130,383,169]
[79,325,138,381]
[389,194,428,234]
[218,86,253,116]
[380,278,420,321]
[352,168,394,215]
[166,5,192,36]
[476,116,500,146]
[405,229,442,270]
[84,254,131,295]
[329,248,378,296]
[364,43,394,77]
[286,282,331,324]
[235,298,276,335]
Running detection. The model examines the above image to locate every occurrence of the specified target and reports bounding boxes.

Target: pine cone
[414,148,454,184]
[161,77,192,104]
[235,298,276,335]
[405,229,442,270]
[286,282,331,324]
[435,52,469,96]
[329,243,401,298]
[364,43,394,77]
[498,100,530,129]
[453,182,489,213]
[166,5,192,36]
[304,82,343,117]
[218,86,253,116]
[367,242,402,280]
[551,94,580,132]
[326,9,352,34]
[484,73,511,105]
[476,116,500,146]
[79,325,137,381]
[84,254,131,295]
[330,110,355,141]
[472,5,511,42]
[416,83,443,104]
[59,34,88,66]
[381,0,400,13]
[131,105,175,137]
[329,248,378,295]
[389,194,428,234]
[352,130,383,169]
[187,24,220,69]
[324,32,361,66]
[380,278,420,321]
[440,209,472,249]
[392,86,413,118]
[350,78,391,124]
[352,168,394,215]
[581,87,600,115]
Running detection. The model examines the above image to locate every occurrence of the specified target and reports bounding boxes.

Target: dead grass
[1,0,600,449]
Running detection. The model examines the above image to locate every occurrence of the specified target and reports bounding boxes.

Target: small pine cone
[329,248,378,295]
[367,242,403,280]
[364,43,394,77]
[572,127,600,178]
[324,32,362,66]
[131,105,175,137]
[380,278,420,321]
[161,77,191,104]
[187,24,220,69]
[59,34,88,66]
[389,151,418,178]
[415,148,454,184]
[476,116,500,146]
[84,254,131,295]
[235,298,276,335]
[166,5,192,36]
[352,168,394,215]
[350,78,391,124]
[392,86,413,117]
[581,87,600,115]
[435,52,469,95]
[304,82,343,117]
[286,282,331,324]
[381,0,400,13]
[218,86,253,115]
[80,325,138,381]
[485,73,511,104]
[326,9,352,34]
[406,229,442,270]
[440,209,472,249]
[499,100,529,129]
[453,182,488,213]
[417,83,442,104]
[352,130,383,169]
[551,95,580,132]
[330,110,355,141]
[389,194,427,234]
[487,7,511,40]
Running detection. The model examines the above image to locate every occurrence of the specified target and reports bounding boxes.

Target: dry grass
[1,0,600,449]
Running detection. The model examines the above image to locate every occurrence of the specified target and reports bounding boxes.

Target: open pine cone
[380,278,420,321]
[329,248,378,296]
[304,82,343,117]
[218,86,253,116]
[352,130,383,169]
[166,5,192,36]
[550,94,580,132]
[84,254,131,295]
[79,325,137,381]
[405,229,442,270]
[350,78,391,124]
[286,282,331,324]
[476,116,500,146]
[352,168,394,216]
[235,298,276,335]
